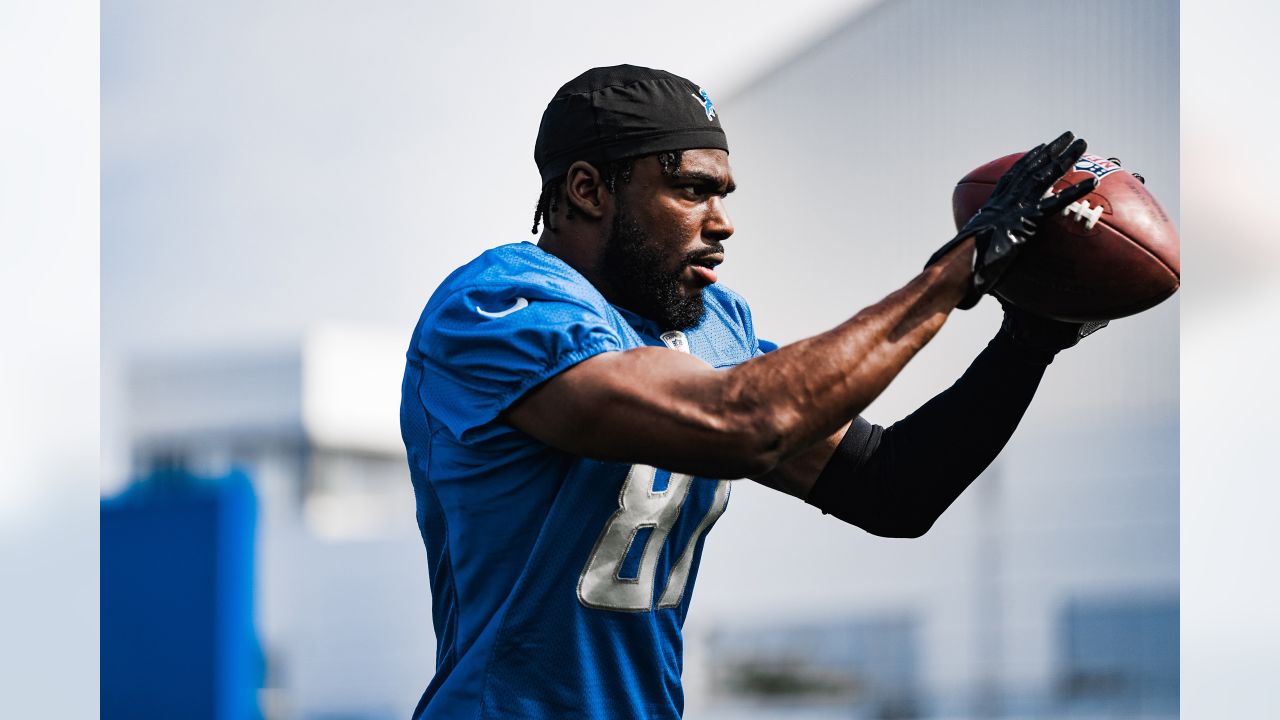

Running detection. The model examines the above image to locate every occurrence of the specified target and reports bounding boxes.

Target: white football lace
[1061,198,1104,230]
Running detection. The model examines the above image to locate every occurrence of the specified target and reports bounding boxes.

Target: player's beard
[601,206,706,330]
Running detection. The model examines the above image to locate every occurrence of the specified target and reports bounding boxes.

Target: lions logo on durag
[692,88,716,121]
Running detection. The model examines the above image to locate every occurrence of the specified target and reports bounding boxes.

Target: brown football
[952,152,1180,322]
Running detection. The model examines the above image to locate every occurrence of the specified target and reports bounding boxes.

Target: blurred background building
[102,0,1178,718]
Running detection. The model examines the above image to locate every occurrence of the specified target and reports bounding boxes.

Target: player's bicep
[504,346,766,478]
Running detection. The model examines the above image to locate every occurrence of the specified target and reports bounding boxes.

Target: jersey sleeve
[414,283,625,442]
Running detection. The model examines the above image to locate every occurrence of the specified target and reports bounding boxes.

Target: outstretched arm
[507,132,1094,481]
[757,305,1106,537]
[504,240,974,479]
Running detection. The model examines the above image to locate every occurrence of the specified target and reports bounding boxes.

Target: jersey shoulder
[703,283,754,329]
[425,242,609,316]
[690,283,761,366]
[409,243,630,442]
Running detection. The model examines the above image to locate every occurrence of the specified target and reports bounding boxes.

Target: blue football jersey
[401,242,763,719]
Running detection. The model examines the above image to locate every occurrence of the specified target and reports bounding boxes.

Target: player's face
[601,149,736,330]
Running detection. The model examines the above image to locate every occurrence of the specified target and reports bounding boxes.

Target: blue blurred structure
[703,598,1179,719]
[102,467,262,720]
[708,615,920,718]
[1059,597,1179,715]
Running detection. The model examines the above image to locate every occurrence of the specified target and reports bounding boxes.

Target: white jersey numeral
[577,465,729,612]
[576,329,729,612]
[657,478,729,608]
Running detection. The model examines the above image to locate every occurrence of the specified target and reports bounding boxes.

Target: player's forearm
[719,240,973,470]
[806,330,1052,536]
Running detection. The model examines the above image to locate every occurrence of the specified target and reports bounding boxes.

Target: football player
[400,64,1101,719]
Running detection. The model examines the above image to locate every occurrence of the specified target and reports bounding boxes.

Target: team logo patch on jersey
[691,88,716,121]
[1074,154,1124,181]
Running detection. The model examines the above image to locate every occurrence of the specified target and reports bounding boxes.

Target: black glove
[998,302,1108,363]
[930,131,1099,310]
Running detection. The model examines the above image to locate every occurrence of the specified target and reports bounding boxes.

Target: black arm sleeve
[804,331,1053,538]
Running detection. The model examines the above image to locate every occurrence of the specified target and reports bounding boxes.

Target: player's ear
[565,161,607,221]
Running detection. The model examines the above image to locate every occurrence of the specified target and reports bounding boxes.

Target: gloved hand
[998,301,1108,362]
[929,131,1099,309]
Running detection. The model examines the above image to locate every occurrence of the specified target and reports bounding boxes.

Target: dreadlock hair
[531,150,684,234]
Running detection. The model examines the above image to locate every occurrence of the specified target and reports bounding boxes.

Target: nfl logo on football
[1073,154,1124,180]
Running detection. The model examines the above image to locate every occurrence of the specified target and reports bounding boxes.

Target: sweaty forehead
[677,148,733,182]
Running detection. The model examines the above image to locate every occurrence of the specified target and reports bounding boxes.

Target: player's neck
[536,232,623,305]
